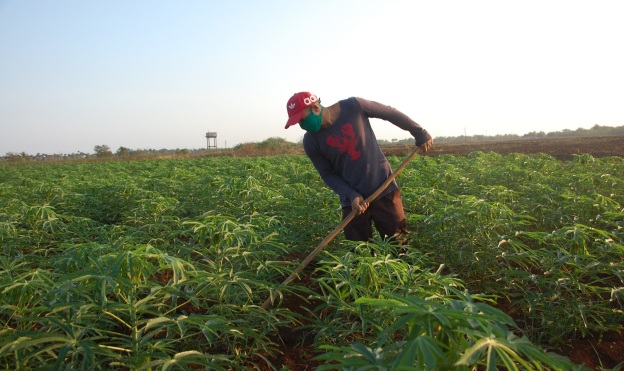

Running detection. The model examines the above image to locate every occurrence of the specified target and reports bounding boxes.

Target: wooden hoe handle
[261,147,422,310]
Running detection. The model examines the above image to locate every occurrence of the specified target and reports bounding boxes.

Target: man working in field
[284,92,433,241]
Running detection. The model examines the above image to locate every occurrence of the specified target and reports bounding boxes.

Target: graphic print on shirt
[326,123,362,161]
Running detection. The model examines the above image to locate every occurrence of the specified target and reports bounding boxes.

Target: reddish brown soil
[382,135,624,160]
[558,330,624,369]
[494,297,624,370]
[260,294,323,370]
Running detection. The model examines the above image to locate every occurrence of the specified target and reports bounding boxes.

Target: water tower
[205,132,217,149]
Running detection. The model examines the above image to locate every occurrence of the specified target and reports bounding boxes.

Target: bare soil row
[382,135,624,160]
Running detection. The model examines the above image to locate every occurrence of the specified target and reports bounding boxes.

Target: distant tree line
[1,138,297,163]
[430,124,624,144]
[3,125,622,163]
[2,145,207,163]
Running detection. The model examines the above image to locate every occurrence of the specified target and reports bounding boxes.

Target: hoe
[261,147,422,309]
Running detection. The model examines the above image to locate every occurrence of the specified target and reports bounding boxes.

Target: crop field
[0,150,623,370]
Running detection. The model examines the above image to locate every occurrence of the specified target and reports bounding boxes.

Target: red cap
[285,92,319,129]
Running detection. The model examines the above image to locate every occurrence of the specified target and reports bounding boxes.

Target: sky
[1,0,623,155]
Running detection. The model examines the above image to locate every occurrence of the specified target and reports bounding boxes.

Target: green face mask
[300,106,324,132]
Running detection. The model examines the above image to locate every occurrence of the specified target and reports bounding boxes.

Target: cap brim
[284,110,303,129]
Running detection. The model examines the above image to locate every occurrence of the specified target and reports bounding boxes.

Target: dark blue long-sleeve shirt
[302,97,431,208]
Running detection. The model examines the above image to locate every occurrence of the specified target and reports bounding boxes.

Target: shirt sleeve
[356,97,432,146]
[303,134,362,205]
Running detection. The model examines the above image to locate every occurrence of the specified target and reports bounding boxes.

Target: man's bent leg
[371,189,407,240]
[342,207,373,241]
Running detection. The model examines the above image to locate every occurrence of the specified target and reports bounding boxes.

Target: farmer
[284,92,433,242]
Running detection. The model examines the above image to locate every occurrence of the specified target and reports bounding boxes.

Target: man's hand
[351,196,369,215]
[419,138,433,153]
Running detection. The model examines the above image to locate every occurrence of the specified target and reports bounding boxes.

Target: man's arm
[356,97,432,147]
[303,136,362,205]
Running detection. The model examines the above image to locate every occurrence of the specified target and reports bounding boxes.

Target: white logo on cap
[288,103,296,110]
[303,95,318,105]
